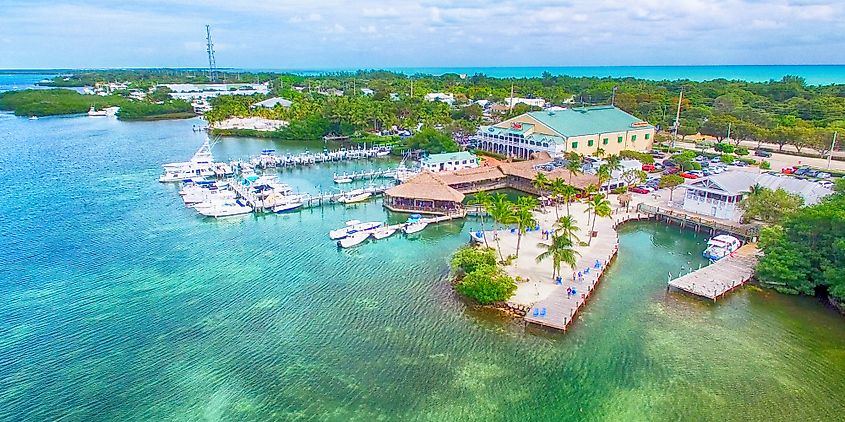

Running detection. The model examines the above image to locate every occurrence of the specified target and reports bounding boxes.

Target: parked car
[805,169,819,177]
[629,186,650,194]
[818,180,834,189]
[710,157,722,163]
[702,169,713,176]
[662,159,677,167]
[694,155,708,162]
[754,149,772,157]
[782,167,796,174]
[650,151,666,159]
[680,172,700,179]
[642,164,656,171]
[731,160,749,167]
[817,172,831,179]
[794,167,810,176]
[664,167,681,175]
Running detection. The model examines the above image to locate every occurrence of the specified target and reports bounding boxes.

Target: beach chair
[532,308,539,317]
[540,308,547,317]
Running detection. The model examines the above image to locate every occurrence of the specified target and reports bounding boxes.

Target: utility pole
[672,87,683,148]
[828,131,838,169]
[509,82,515,113]
[205,25,217,82]
[611,86,618,106]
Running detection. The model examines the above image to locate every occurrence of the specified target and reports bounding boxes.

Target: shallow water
[0,115,843,421]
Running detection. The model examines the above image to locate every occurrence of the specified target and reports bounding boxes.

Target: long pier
[229,181,392,212]
[333,168,397,182]
[248,146,393,170]
[636,203,761,241]
[668,244,760,301]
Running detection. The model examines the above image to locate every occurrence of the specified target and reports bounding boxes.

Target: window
[632,135,637,142]
[645,133,650,140]
[571,141,578,149]
[588,140,594,147]
[542,142,549,147]
[462,160,467,164]
[603,138,609,145]
[617,136,623,143]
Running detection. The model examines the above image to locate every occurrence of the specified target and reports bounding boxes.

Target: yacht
[372,226,397,240]
[333,175,353,184]
[337,231,371,248]
[160,139,216,183]
[329,220,382,240]
[87,106,108,117]
[196,199,253,218]
[338,190,372,204]
[703,235,742,261]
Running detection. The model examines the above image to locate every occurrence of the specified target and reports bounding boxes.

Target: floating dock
[229,182,393,213]
[668,244,760,301]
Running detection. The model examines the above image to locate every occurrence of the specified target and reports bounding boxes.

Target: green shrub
[735,147,749,156]
[451,246,497,276]
[618,150,654,164]
[720,154,736,163]
[760,160,772,170]
[454,265,517,305]
[611,186,628,194]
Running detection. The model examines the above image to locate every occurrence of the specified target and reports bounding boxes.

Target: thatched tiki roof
[384,172,466,203]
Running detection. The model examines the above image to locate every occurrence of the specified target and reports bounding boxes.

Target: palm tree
[549,177,568,219]
[554,215,581,244]
[468,191,492,248]
[559,184,578,217]
[597,164,611,193]
[488,194,515,262]
[595,147,606,158]
[566,156,582,185]
[749,183,764,197]
[533,172,550,194]
[512,206,537,258]
[536,234,580,279]
[585,194,612,246]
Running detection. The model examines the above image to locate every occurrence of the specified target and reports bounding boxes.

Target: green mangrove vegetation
[0,88,194,120]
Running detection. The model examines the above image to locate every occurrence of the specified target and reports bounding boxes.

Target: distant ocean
[3,65,845,87]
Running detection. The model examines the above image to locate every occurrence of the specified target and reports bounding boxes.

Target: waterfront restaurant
[384,172,466,215]
[476,105,655,159]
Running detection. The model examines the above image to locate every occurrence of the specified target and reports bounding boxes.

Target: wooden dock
[522,213,648,331]
[636,203,762,241]
[229,181,392,212]
[333,168,396,182]
[668,244,760,301]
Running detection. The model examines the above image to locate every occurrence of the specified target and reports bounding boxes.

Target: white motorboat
[403,221,428,234]
[337,231,371,248]
[376,150,391,157]
[196,200,253,218]
[338,191,372,204]
[469,230,485,244]
[329,220,382,240]
[182,187,236,206]
[87,106,108,117]
[372,226,397,240]
[703,235,742,261]
[28,116,38,120]
[273,198,304,213]
[334,176,353,184]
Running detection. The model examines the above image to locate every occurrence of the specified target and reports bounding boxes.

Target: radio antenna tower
[205,25,217,82]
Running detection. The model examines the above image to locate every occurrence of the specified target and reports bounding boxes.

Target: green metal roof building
[476,105,655,159]
[420,151,479,172]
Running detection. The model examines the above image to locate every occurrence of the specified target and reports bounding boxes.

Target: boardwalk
[516,212,646,331]
[668,244,760,301]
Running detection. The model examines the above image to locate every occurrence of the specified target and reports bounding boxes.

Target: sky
[1,0,844,69]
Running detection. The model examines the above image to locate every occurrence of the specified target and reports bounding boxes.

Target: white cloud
[362,7,399,18]
[360,25,377,34]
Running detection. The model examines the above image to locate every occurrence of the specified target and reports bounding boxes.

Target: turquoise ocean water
[4,65,845,86]
[0,114,844,420]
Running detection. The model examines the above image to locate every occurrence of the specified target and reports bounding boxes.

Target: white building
[251,97,292,109]
[424,92,455,105]
[420,151,479,173]
[505,97,546,108]
[682,172,834,221]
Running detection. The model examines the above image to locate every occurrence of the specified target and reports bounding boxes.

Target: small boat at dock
[372,226,397,240]
[272,197,304,213]
[329,220,382,240]
[338,190,372,204]
[403,221,428,234]
[87,106,108,117]
[196,199,253,218]
[703,235,741,261]
[337,231,371,248]
[333,175,353,184]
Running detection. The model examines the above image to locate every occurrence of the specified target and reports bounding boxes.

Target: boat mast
[672,87,683,148]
